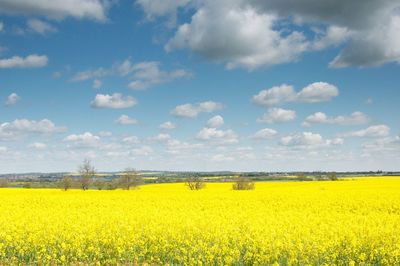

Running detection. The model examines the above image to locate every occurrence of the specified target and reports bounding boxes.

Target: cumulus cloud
[171,101,223,118]
[253,82,338,107]
[0,54,48,68]
[0,118,66,140]
[0,0,110,21]
[27,19,57,34]
[122,136,140,145]
[163,0,400,68]
[206,115,224,127]
[72,58,191,90]
[257,108,296,123]
[341,125,390,138]
[124,60,191,90]
[253,128,277,139]
[136,0,189,19]
[160,121,176,130]
[196,127,238,144]
[91,93,137,109]
[132,145,153,156]
[148,133,171,142]
[64,132,100,147]
[166,1,308,70]
[115,115,138,125]
[5,93,20,106]
[280,131,343,148]
[72,67,110,81]
[28,142,47,150]
[303,111,369,126]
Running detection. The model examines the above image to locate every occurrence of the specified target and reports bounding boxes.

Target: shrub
[60,176,73,191]
[185,176,206,190]
[232,176,255,190]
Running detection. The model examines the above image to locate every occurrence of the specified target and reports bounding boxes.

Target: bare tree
[60,176,73,191]
[185,176,205,190]
[119,168,143,190]
[78,159,96,191]
[232,176,255,190]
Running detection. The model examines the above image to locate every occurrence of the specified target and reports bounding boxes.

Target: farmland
[0,177,400,265]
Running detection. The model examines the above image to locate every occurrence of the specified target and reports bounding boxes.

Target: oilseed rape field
[1,178,400,265]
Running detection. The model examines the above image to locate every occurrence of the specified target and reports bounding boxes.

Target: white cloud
[280,132,343,148]
[165,139,203,155]
[73,58,191,90]
[0,22,4,32]
[115,115,138,125]
[136,0,189,19]
[149,133,171,142]
[132,145,153,156]
[303,111,369,126]
[92,79,102,89]
[123,60,191,90]
[91,93,137,109]
[160,121,176,130]
[72,67,109,81]
[163,0,400,68]
[27,19,57,34]
[64,132,100,147]
[206,115,224,127]
[196,127,238,144]
[311,26,352,50]
[0,0,110,21]
[0,54,48,68]
[98,131,112,137]
[0,118,66,140]
[28,142,47,150]
[253,82,338,107]
[122,136,140,145]
[257,108,296,123]
[253,128,277,139]
[166,1,308,70]
[296,82,339,103]
[341,125,390,138]
[171,101,223,118]
[5,93,20,106]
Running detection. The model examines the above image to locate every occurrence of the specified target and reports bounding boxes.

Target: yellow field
[1,178,400,265]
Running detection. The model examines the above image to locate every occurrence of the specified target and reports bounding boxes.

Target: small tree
[232,176,255,190]
[0,179,9,188]
[119,168,143,190]
[185,176,205,190]
[327,172,338,181]
[78,159,96,191]
[61,176,73,191]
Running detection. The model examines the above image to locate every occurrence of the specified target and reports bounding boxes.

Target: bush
[328,172,338,181]
[232,176,255,190]
[185,176,206,190]
[60,176,73,191]
[0,179,9,188]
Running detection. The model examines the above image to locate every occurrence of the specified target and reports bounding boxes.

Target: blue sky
[0,0,399,173]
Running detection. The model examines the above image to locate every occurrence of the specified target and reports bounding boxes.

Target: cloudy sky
[0,0,399,173]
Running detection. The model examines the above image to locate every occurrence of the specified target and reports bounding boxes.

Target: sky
[0,0,399,173]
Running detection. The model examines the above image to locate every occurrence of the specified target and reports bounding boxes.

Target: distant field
[0,177,400,265]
